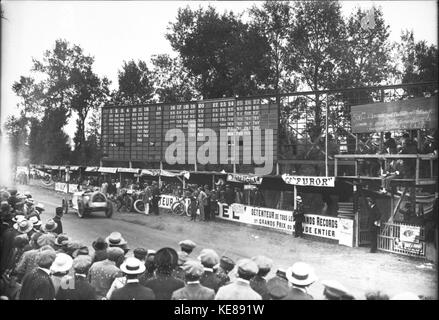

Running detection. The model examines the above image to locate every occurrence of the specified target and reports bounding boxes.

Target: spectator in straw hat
[110,257,155,300]
[56,255,96,300]
[172,260,215,300]
[41,219,58,236]
[321,280,355,300]
[50,253,73,295]
[51,207,64,235]
[106,248,148,299]
[143,247,184,300]
[28,216,42,233]
[92,237,108,263]
[250,255,273,300]
[19,249,56,300]
[215,259,261,300]
[283,262,317,300]
[216,256,235,287]
[266,277,289,300]
[53,234,70,253]
[88,247,124,299]
[198,248,222,293]
[13,219,33,236]
[105,231,129,254]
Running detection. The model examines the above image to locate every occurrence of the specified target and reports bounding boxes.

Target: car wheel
[133,200,145,213]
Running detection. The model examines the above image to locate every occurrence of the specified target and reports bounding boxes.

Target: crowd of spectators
[0,186,430,300]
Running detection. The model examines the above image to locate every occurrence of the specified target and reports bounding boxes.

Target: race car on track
[63,188,114,218]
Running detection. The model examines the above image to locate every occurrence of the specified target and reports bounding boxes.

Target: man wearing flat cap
[110,257,155,300]
[19,249,56,300]
[143,247,184,300]
[266,277,289,300]
[172,260,215,300]
[198,248,222,293]
[216,256,235,287]
[283,262,316,300]
[321,280,355,300]
[178,239,196,256]
[92,237,108,263]
[250,255,273,300]
[88,247,124,299]
[215,259,261,300]
[56,255,97,300]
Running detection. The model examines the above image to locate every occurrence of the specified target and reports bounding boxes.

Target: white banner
[54,182,80,194]
[227,173,262,185]
[159,194,178,209]
[281,174,335,187]
[302,214,339,240]
[217,203,294,234]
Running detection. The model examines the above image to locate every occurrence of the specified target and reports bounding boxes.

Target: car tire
[133,200,145,213]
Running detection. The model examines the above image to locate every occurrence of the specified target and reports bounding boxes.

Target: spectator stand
[333,95,438,261]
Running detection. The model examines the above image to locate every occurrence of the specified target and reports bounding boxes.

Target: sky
[1,0,438,139]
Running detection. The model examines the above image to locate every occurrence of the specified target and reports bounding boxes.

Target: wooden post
[334,157,338,177]
[293,185,297,210]
[276,162,280,175]
[212,175,215,190]
[325,100,329,177]
[159,162,163,186]
[417,130,421,150]
[415,156,420,185]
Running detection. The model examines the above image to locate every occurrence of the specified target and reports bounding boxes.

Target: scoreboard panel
[102,98,278,165]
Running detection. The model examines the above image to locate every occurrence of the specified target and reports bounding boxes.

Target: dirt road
[20,184,437,300]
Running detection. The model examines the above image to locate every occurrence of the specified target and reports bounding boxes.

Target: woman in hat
[283,262,317,300]
[110,257,155,300]
[142,247,184,300]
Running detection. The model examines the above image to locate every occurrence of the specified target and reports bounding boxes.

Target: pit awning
[117,168,140,174]
[98,167,118,174]
[140,169,160,176]
[85,167,99,172]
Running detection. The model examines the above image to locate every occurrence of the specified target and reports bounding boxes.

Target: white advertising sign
[302,214,339,240]
[281,174,335,187]
[338,218,354,247]
[159,194,178,209]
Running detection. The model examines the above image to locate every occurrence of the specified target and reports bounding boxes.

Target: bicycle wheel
[171,202,185,216]
[133,199,145,213]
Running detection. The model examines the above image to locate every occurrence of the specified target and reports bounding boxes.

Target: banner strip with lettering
[281,174,335,187]
[227,173,262,185]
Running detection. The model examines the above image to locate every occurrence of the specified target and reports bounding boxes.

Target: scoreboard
[101,97,278,165]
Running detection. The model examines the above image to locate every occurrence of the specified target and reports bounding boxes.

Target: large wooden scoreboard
[101,97,278,167]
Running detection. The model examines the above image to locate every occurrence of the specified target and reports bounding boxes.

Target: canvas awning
[69,166,80,171]
[117,168,140,174]
[85,167,99,172]
[140,169,160,176]
[98,167,118,174]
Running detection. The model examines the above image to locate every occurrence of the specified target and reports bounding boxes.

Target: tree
[166,6,271,98]
[12,76,44,119]
[32,39,110,164]
[397,30,438,96]
[150,54,199,103]
[4,116,29,166]
[287,1,346,140]
[249,1,297,94]
[28,108,71,165]
[114,59,154,104]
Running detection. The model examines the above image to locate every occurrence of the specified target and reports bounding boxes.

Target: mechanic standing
[293,196,305,238]
[143,182,152,215]
[151,181,160,215]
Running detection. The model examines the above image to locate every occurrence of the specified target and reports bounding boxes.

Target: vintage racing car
[64,188,114,218]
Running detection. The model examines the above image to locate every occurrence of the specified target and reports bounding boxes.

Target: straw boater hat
[50,253,73,274]
[13,219,34,234]
[12,214,26,223]
[120,257,146,275]
[286,262,317,286]
[105,232,127,247]
[42,219,58,233]
[29,216,42,228]
[179,239,196,251]
[321,280,354,299]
